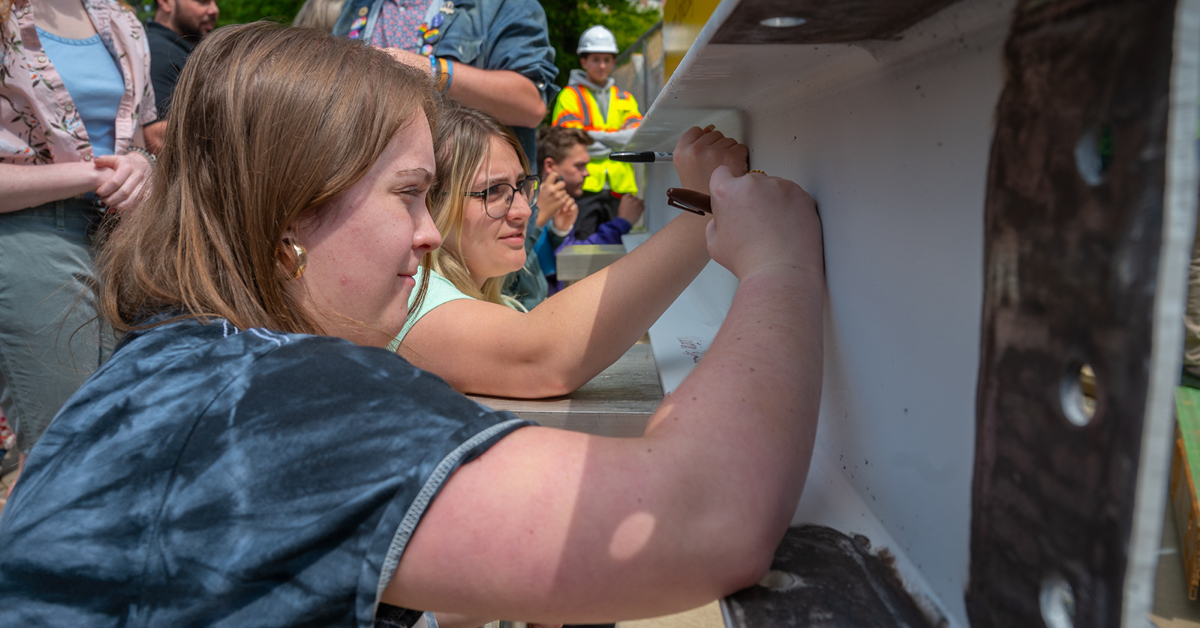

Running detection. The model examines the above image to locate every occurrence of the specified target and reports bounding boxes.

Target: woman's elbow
[514,99,547,128]
[688,499,791,595]
[520,369,581,399]
[722,530,781,593]
[665,522,778,601]
[464,359,582,399]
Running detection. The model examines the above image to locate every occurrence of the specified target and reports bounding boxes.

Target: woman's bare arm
[447,64,546,129]
[0,162,109,213]
[143,120,166,154]
[381,47,546,128]
[399,127,747,397]
[385,168,825,624]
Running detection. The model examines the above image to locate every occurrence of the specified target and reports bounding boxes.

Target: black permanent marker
[609,151,673,163]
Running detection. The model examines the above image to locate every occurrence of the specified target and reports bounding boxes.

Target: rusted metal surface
[722,525,944,628]
[966,0,1176,626]
[710,0,958,45]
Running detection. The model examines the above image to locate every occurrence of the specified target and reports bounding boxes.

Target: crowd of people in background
[0,0,647,478]
[0,3,827,628]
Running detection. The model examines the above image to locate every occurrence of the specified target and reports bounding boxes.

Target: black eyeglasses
[467,175,540,219]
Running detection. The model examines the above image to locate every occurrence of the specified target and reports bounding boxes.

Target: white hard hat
[577,25,619,55]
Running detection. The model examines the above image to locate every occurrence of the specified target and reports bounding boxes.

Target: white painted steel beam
[624,0,1050,625]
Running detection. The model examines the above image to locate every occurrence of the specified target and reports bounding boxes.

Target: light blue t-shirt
[387,267,474,351]
[37,27,124,156]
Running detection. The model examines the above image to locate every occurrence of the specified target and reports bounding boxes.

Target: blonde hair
[96,22,437,335]
[292,0,346,32]
[426,102,530,308]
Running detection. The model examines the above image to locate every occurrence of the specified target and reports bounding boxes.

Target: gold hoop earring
[279,238,307,279]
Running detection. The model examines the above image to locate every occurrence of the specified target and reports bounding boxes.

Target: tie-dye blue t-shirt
[0,317,532,628]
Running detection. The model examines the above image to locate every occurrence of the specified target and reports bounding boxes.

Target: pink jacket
[0,0,157,165]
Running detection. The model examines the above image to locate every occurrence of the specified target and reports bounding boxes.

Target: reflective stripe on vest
[572,87,594,129]
[553,85,641,194]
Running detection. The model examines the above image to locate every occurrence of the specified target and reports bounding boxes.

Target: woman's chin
[474,253,528,284]
[498,255,527,277]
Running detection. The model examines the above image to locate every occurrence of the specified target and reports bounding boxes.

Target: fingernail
[704,124,716,131]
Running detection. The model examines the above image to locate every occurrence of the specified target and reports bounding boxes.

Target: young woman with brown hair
[0,22,827,628]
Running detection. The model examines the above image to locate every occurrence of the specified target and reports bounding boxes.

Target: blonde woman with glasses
[395,102,755,400]
[0,23,826,628]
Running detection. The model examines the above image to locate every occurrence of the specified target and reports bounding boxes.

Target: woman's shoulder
[391,267,478,350]
[82,0,148,42]
[87,316,521,451]
[80,313,525,431]
[422,266,465,291]
[414,266,476,310]
[9,315,533,628]
[121,316,412,375]
[116,316,530,463]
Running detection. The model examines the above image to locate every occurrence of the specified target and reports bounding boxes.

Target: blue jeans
[0,199,114,454]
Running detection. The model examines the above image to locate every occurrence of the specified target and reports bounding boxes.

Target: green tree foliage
[134,4,156,23]
[139,0,658,88]
[214,0,308,26]
[538,0,660,88]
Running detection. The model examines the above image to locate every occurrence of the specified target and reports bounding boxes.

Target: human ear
[275,231,308,280]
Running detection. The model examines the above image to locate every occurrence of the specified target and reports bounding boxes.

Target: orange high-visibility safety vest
[551,85,642,194]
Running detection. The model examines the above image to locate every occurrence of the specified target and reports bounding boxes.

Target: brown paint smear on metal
[724,525,945,628]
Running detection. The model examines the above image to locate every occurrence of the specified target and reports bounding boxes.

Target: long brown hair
[95,22,437,335]
[425,101,530,307]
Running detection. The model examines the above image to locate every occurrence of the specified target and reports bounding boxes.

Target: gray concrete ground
[1154,503,1200,628]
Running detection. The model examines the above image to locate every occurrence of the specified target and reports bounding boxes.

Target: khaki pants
[0,199,114,454]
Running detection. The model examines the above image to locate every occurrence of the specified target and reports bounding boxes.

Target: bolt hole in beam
[1040,574,1077,628]
[1074,124,1115,186]
[968,0,1177,624]
[1060,363,1098,427]
[759,16,807,28]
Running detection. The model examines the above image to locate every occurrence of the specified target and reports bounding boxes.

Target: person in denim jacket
[332,0,557,166]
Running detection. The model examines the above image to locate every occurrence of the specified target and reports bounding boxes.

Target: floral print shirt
[0,0,156,165]
[368,0,423,52]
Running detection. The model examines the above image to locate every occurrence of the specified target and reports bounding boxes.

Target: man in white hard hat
[550,25,643,241]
